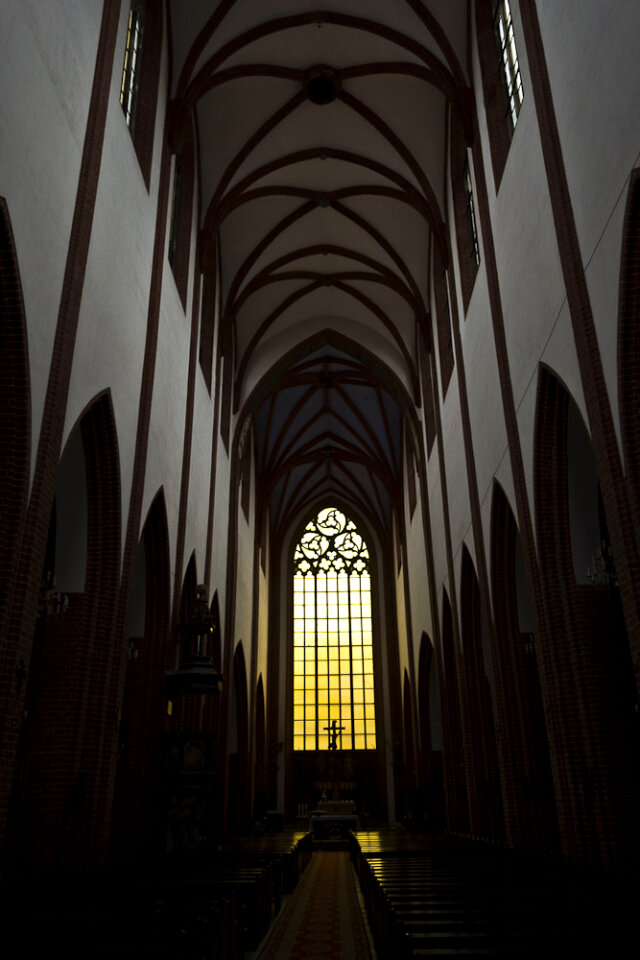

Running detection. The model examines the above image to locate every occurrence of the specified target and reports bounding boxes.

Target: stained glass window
[293,507,376,751]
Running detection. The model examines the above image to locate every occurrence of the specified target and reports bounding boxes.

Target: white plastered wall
[0,0,102,487]
[68,2,168,561]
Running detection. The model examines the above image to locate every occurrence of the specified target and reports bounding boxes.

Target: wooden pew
[4,831,313,959]
[350,829,628,959]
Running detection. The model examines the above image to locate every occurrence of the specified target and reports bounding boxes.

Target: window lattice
[494,0,524,130]
[120,4,144,129]
[293,507,376,751]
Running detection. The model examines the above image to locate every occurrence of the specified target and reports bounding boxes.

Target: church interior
[1,0,640,955]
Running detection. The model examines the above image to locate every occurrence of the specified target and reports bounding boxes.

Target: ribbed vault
[168,0,470,533]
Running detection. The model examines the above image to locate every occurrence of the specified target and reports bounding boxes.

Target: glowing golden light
[292,507,376,751]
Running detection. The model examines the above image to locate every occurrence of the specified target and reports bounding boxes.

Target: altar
[310,799,359,841]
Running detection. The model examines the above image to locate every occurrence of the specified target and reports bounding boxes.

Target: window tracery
[293,507,376,751]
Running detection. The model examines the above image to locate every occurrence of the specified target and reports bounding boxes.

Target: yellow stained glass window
[293,506,377,751]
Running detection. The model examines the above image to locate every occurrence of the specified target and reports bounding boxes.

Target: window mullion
[293,506,375,753]
[348,573,354,750]
[314,575,319,749]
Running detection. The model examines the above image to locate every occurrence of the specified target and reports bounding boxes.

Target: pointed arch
[534,367,640,867]
[17,392,121,872]
[0,198,30,636]
[291,505,377,753]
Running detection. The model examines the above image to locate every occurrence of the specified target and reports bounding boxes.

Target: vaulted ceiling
[169,0,470,538]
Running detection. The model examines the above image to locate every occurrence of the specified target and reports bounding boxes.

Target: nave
[258,827,635,960]
[4,823,634,959]
[254,849,372,960]
[2,1,640,944]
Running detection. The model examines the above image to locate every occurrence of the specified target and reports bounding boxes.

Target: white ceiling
[168,0,470,536]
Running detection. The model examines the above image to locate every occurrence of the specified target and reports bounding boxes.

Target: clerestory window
[120,2,144,130]
[292,507,377,751]
[464,155,481,268]
[168,153,182,269]
[494,0,524,131]
[451,118,479,313]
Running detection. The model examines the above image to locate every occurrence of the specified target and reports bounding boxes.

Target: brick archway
[15,392,121,873]
[534,367,640,867]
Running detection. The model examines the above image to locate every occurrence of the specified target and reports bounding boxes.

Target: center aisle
[255,852,374,960]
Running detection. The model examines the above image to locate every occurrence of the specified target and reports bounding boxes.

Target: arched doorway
[17,393,121,872]
[535,367,640,867]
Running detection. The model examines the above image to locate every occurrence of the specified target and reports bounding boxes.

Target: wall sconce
[167,584,223,696]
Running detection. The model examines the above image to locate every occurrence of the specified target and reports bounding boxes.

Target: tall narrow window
[451,118,479,312]
[464,155,481,267]
[476,0,524,188]
[166,121,195,307]
[168,154,182,270]
[434,246,454,394]
[494,0,523,131]
[293,507,377,751]
[120,3,144,130]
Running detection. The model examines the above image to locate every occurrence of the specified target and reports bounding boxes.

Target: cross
[324,718,345,751]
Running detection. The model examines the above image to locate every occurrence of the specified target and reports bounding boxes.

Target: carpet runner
[256,852,374,960]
